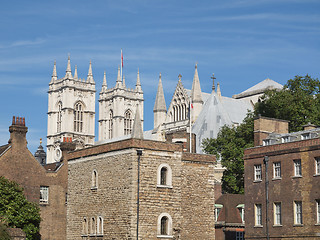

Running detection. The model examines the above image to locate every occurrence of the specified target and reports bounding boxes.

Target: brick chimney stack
[8,116,28,149]
[60,137,76,162]
[254,116,289,146]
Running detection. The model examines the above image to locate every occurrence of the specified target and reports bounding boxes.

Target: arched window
[82,218,88,236]
[160,167,167,185]
[74,102,83,132]
[57,102,62,133]
[108,110,113,139]
[157,213,172,237]
[91,217,96,235]
[124,110,132,135]
[92,170,98,189]
[157,163,172,188]
[97,216,103,235]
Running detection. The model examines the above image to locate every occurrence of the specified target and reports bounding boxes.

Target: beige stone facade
[66,138,215,239]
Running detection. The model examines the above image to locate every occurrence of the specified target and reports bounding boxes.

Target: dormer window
[263,139,271,146]
[302,133,310,140]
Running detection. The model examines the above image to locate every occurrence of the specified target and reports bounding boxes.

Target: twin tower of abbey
[47,56,282,163]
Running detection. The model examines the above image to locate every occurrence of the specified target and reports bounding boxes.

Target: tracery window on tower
[108,110,113,139]
[74,102,83,132]
[124,110,133,135]
[57,102,62,133]
[171,91,188,122]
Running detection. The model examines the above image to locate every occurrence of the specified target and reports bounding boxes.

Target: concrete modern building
[244,116,320,239]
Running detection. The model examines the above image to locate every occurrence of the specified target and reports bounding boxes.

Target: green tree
[0,176,41,240]
[255,75,320,131]
[203,75,320,193]
[0,222,11,240]
[202,113,254,194]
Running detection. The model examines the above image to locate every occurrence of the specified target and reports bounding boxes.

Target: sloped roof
[192,92,253,153]
[233,78,283,99]
[0,144,10,157]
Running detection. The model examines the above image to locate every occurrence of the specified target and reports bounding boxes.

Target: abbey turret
[98,67,144,140]
[47,56,96,163]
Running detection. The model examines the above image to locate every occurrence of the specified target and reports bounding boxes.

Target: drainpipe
[136,149,143,240]
[263,156,270,240]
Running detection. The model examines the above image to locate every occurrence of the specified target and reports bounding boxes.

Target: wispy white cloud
[0,38,46,49]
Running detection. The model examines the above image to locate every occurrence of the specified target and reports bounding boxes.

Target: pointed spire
[65,55,72,79]
[217,82,221,98]
[101,70,107,92]
[116,65,122,88]
[178,74,182,82]
[135,68,142,92]
[122,74,126,88]
[74,65,78,80]
[211,73,216,92]
[132,105,144,139]
[153,73,166,112]
[191,63,203,103]
[50,60,57,83]
[87,60,94,83]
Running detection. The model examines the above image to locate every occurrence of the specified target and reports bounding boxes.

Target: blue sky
[0,0,319,154]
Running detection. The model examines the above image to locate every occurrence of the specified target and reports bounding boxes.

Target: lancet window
[124,110,132,135]
[74,102,83,132]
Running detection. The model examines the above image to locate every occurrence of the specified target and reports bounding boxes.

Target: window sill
[157,185,173,189]
[254,225,263,228]
[253,180,262,183]
[273,224,282,227]
[91,187,98,191]
[313,174,320,177]
[157,235,173,239]
[315,223,320,226]
[292,175,302,179]
[272,177,282,181]
[39,202,49,206]
[293,224,303,227]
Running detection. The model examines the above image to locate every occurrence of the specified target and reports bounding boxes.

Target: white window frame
[255,204,262,226]
[317,200,320,224]
[157,163,172,188]
[214,204,223,222]
[273,202,282,226]
[97,216,103,235]
[254,164,262,181]
[157,213,173,238]
[91,169,98,189]
[237,204,245,223]
[90,217,96,235]
[273,162,281,179]
[294,159,302,177]
[82,217,88,236]
[40,186,49,204]
[294,201,303,225]
[315,158,320,175]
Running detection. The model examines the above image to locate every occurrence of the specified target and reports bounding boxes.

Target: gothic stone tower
[47,56,96,163]
[98,67,144,140]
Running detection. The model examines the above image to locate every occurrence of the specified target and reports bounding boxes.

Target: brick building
[215,194,245,240]
[244,116,320,239]
[66,136,216,239]
[0,117,70,240]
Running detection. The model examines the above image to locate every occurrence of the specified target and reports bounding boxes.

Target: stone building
[0,116,70,240]
[244,116,320,239]
[47,57,96,163]
[66,116,216,239]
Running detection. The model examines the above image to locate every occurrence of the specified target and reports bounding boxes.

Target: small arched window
[91,217,96,235]
[160,167,167,185]
[157,213,172,237]
[74,102,84,132]
[108,110,113,139]
[124,110,133,135]
[97,216,103,235]
[82,218,88,236]
[92,170,98,189]
[57,102,62,133]
[157,164,172,188]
